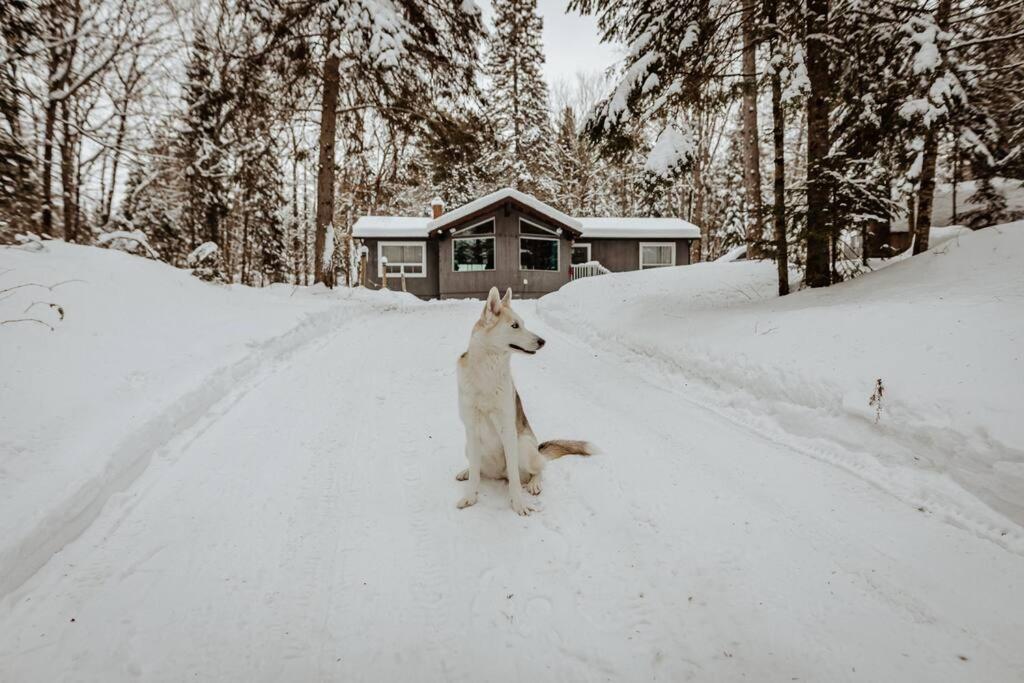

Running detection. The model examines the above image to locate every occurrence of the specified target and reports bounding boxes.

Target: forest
[1,0,1022,292]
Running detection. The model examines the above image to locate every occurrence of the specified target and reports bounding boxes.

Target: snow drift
[539,222,1024,547]
[0,241,423,599]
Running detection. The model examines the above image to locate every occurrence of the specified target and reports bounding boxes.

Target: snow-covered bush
[187,241,227,282]
[96,230,161,259]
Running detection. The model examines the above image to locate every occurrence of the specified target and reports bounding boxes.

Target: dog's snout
[536,337,546,348]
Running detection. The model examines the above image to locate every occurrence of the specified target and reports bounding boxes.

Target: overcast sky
[477,0,622,86]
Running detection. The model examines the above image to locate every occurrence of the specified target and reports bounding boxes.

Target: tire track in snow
[0,301,381,604]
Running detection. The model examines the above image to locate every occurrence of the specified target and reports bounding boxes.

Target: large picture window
[452,219,495,272]
[520,237,559,271]
[639,242,675,269]
[378,242,426,278]
[519,218,560,271]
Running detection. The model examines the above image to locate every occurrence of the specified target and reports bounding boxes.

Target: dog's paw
[524,478,542,495]
[455,468,469,481]
[510,497,536,516]
[456,494,478,509]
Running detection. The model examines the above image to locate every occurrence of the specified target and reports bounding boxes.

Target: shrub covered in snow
[96,230,160,259]
[187,241,227,282]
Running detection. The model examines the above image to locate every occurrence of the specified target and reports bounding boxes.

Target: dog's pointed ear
[484,286,502,320]
[502,288,512,306]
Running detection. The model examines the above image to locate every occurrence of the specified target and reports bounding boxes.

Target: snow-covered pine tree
[120,132,189,266]
[422,111,495,208]
[180,27,232,254]
[572,0,758,260]
[250,0,486,284]
[233,18,289,286]
[952,0,1024,227]
[550,106,596,214]
[484,0,555,199]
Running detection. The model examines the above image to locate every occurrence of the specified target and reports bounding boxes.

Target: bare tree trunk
[241,211,250,285]
[303,159,310,285]
[693,147,708,260]
[103,100,130,224]
[41,98,58,236]
[292,153,300,283]
[741,0,764,258]
[74,131,83,239]
[951,134,959,224]
[912,0,952,255]
[768,0,789,295]
[59,100,78,242]
[804,0,831,287]
[913,128,939,254]
[314,31,340,287]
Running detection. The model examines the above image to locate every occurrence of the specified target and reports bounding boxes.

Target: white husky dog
[455,287,594,515]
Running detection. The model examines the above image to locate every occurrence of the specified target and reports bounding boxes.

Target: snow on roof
[352,190,702,240]
[428,187,583,233]
[352,215,430,238]
[577,217,701,239]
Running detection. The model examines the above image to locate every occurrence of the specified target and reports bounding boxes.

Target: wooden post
[381,256,388,289]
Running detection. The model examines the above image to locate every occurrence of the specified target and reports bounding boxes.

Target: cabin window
[452,219,496,272]
[571,243,591,265]
[452,218,495,236]
[378,242,426,278]
[519,218,559,236]
[520,236,559,271]
[639,242,675,269]
[519,218,560,271]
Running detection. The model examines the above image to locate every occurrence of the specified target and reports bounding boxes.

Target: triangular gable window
[520,218,559,236]
[453,219,495,236]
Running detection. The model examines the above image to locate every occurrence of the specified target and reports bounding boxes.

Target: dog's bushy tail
[539,440,598,459]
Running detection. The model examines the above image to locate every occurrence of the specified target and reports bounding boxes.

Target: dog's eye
[511,322,519,329]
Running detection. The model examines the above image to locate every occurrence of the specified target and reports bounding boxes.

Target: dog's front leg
[456,428,481,509]
[491,413,535,516]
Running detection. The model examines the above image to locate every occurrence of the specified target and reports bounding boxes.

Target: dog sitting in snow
[455,287,594,515]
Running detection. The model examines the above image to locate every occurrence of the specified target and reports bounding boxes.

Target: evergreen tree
[423,112,495,208]
[233,21,289,286]
[120,136,189,266]
[484,0,554,198]
[180,28,232,251]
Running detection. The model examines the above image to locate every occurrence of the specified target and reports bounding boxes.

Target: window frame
[451,218,497,273]
[639,242,676,270]
[571,242,592,265]
[377,241,427,279]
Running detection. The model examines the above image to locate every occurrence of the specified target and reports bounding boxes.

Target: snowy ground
[2,238,1023,681]
[541,222,1024,546]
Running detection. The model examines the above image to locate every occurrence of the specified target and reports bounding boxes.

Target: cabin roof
[352,189,700,240]
[577,217,700,239]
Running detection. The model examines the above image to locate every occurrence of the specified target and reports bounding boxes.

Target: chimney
[430,196,445,219]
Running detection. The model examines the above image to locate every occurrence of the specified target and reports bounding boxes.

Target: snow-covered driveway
[2,300,1022,682]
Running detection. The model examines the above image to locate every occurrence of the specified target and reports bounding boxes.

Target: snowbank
[539,222,1024,547]
[0,241,423,598]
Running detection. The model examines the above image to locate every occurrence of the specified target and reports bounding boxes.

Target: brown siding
[362,237,440,299]
[360,227,694,300]
[582,238,693,271]
[437,205,571,299]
